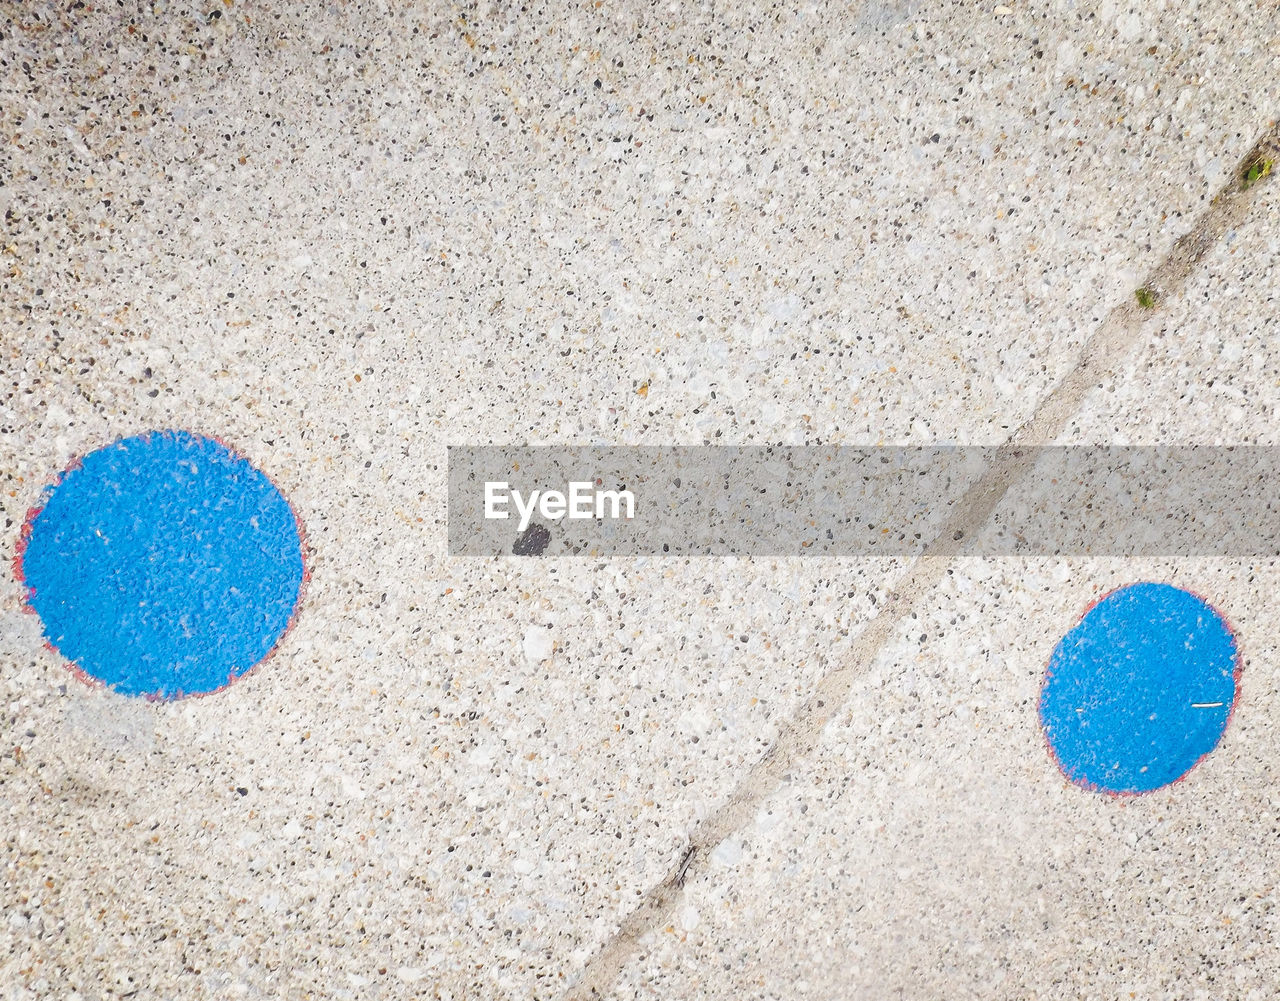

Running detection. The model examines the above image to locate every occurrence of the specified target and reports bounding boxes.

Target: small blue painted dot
[17,430,305,699]
[1040,582,1238,795]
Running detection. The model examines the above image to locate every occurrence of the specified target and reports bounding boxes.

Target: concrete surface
[1,0,1278,998]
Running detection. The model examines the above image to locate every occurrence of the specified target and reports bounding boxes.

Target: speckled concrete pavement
[2,2,1278,999]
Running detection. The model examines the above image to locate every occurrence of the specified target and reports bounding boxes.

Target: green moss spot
[1242,157,1274,189]
[1135,288,1156,309]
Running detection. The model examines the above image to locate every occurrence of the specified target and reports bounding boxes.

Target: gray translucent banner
[446,446,1280,557]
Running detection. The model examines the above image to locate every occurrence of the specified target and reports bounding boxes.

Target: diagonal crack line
[562,117,1280,1001]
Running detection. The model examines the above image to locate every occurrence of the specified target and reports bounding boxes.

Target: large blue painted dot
[1040,582,1238,794]
[17,430,306,699]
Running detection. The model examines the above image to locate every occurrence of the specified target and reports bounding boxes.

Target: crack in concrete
[562,117,1280,1000]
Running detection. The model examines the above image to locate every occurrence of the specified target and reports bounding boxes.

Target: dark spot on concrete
[512,523,550,556]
